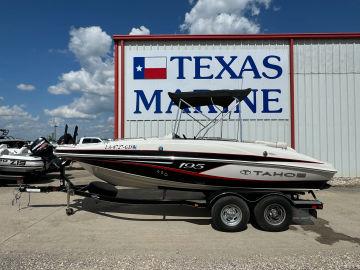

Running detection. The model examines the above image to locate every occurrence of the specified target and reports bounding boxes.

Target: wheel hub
[269,208,279,218]
[220,204,242,227]
[264,203,286,226]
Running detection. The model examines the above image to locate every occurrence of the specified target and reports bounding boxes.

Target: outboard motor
[57,133,75,145]
[55,125,79,168]
[57,124,78,145]
[30,137,54,159]
[30,137,62,169]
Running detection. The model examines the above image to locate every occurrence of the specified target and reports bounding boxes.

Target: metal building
[113,33,360,177]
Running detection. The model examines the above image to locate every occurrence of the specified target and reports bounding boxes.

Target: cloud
[44,106,95,119]
[48,117,64,126]
[45,25,151,139]
[45,93,112,119]
[17,83,36,91]
[129,26,150,35]
[46,26,114,119]
[181,0,271,34]
[48,68,113,96]
[0,104,38,121]
[0,99,46,139]
[68,26,112,69]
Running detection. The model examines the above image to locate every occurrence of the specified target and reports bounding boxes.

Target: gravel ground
[330,177,360,187]
[0,250,359,270]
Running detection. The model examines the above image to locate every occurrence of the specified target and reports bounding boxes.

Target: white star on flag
[136,65,143,72]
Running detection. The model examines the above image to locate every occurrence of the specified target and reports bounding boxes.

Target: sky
[0,0,359,140]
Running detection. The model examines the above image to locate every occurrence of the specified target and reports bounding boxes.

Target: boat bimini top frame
[168,89,252,141]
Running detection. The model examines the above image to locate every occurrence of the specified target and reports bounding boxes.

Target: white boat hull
[0,154,45,175]
[56,138,337,191]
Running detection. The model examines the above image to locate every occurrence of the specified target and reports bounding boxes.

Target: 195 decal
[179,163,205,170]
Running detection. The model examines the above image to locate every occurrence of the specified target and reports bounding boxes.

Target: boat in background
[0,129,30,149]
[0,126,76,181]
[55,89,337,191]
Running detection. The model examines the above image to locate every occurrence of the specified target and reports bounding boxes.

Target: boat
[0,129,58,180]
[54,89,337,192]
[0,129,30,148]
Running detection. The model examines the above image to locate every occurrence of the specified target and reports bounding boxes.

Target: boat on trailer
[0,129,55,181]
[16,89,337,232]
[55,89,336,191]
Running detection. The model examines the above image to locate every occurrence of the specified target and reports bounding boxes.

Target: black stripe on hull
[55,149,319,164]
[75,158,328,190]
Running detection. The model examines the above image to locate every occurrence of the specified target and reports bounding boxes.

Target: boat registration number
[104,144,137,150]
[0,159,27,166]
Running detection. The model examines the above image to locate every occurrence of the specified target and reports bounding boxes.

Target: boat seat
[15,146,30,156]
[0,148,9,155]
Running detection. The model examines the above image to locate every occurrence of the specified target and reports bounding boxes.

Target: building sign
[124,49,289,120]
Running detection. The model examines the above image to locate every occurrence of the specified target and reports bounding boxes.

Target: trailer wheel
[211,196,250,232]
[254,195,292,232]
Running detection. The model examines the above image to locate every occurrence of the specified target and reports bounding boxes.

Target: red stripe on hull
[107,160,299,183]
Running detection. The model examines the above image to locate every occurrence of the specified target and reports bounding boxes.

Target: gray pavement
[0,166,359,269]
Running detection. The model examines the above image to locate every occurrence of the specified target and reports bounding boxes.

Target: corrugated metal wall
[124,40,290,143]
[294,39,360,176]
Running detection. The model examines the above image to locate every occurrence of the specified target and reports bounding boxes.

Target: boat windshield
[168,89,252,141]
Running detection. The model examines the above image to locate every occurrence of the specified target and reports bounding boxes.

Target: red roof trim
[120,40,125,139]
[113,33,360,41]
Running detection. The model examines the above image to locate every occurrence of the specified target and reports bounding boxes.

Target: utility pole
[50,118,59,141]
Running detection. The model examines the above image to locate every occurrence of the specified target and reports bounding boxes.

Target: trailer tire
[211,196,250,232]
[254,195,292,232]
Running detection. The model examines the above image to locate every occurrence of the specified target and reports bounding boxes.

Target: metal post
[173,101,181,135]
[236,98,242,142]
[176,107,183,136]
[66,182,71,210]
[199,100,239,139]
[220,112,223,139]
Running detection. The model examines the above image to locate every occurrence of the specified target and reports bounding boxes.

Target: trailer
[14,166,323,232]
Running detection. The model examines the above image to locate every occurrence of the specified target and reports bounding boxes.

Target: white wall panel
[126,119,290,143]
[295,39,360,176]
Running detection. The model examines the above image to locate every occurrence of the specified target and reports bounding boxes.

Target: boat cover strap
[168,89,252,109]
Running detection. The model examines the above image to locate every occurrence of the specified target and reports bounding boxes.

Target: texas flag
[133,57,167,79]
